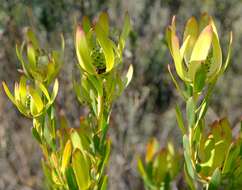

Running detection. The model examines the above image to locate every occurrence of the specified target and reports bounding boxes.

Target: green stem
[97,94,104,130]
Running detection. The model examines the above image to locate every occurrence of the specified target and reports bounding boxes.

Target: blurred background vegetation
[0,0,242,189]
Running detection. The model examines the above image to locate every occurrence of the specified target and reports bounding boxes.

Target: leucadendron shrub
[137,138,182,190]
[167,13,242,189]
[2,12,132,190]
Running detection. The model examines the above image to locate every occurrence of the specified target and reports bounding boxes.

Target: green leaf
[123,64,133,87]
[19,76,27,105]
[200,138,215,169]
[88,75,103,96]
[37,82,51,101]
[183,135,195,179]
[60,33,65,52]
[41,159,53,187]
[208,19,222,79]
[26,28,39,49]
[119,12,131,53]
[50,79,59,103]
[72,149,91,190]
[167,64,187,99]
[175,105,186,134]
[82,76,97,96]
[208,168,221,190]
[100,176,108,190]
[137,157,147,179]
[222,143,240,174]
[186,97,195,128]
[183,16,198,62]
[29,87,44,113]
[166,26,188,81]
[30,98,38,116]
[65,166,79,190]
[180,35,190,60]
[14,82,20,102]
[196,101,207,127]
[46,61,56,83]
[222,32,233,74]
[75,25,95,74]
[184,165,196,190]
[122,12,131,40]
[31,127,42,144]
[199,13,211,32]
[73,79,91,104]
[61,140,72,173]
[98,12,109,36]
[90,90,97,116]
[82,16,91,33]
[44,124,55,150]
[194,64,207,93]
[190,25,213,62]
[16,43,31,78]
[100,140,111,175]
[2,81,16,105]
[154,151,168,183]
[71,130,83,151]
[27,43,36,68]
[167,28,182,79]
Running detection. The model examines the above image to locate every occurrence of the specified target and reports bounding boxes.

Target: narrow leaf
[65,166,79,190]
[2,82,16,105]
[186,97,195,128]
[75,25,95,74]
[50,79,59,103]
[29,87,44,113]
[61,140,72,173]
[27,43,36,68]
[194,64,207,93]
[98,12,109,36]
[100,176,108,190]
[208,168,221,190]
[82,16,91,33]
[183,135,195,179]
[119,12,131,53]
[27,28,39,48]
[123,64,133,87]
[190,25,213,62]
[72,150,90,190]
[31,127,42,144]
[183,16,198,62]
[175,105,186,134]
[222,32,233,74]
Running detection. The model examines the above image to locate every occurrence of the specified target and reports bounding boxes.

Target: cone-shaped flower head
[2,76,58,118]
[75,12,131,75]
[166,13,232,87]
[17,28,64,84]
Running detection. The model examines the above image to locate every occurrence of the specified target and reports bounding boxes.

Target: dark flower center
[90,46,106,74]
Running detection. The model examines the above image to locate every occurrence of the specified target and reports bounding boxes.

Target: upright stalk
[166,13,242,190]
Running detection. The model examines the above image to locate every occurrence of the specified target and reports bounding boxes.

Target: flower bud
[166,13,232,88]
[75,12,131,75]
